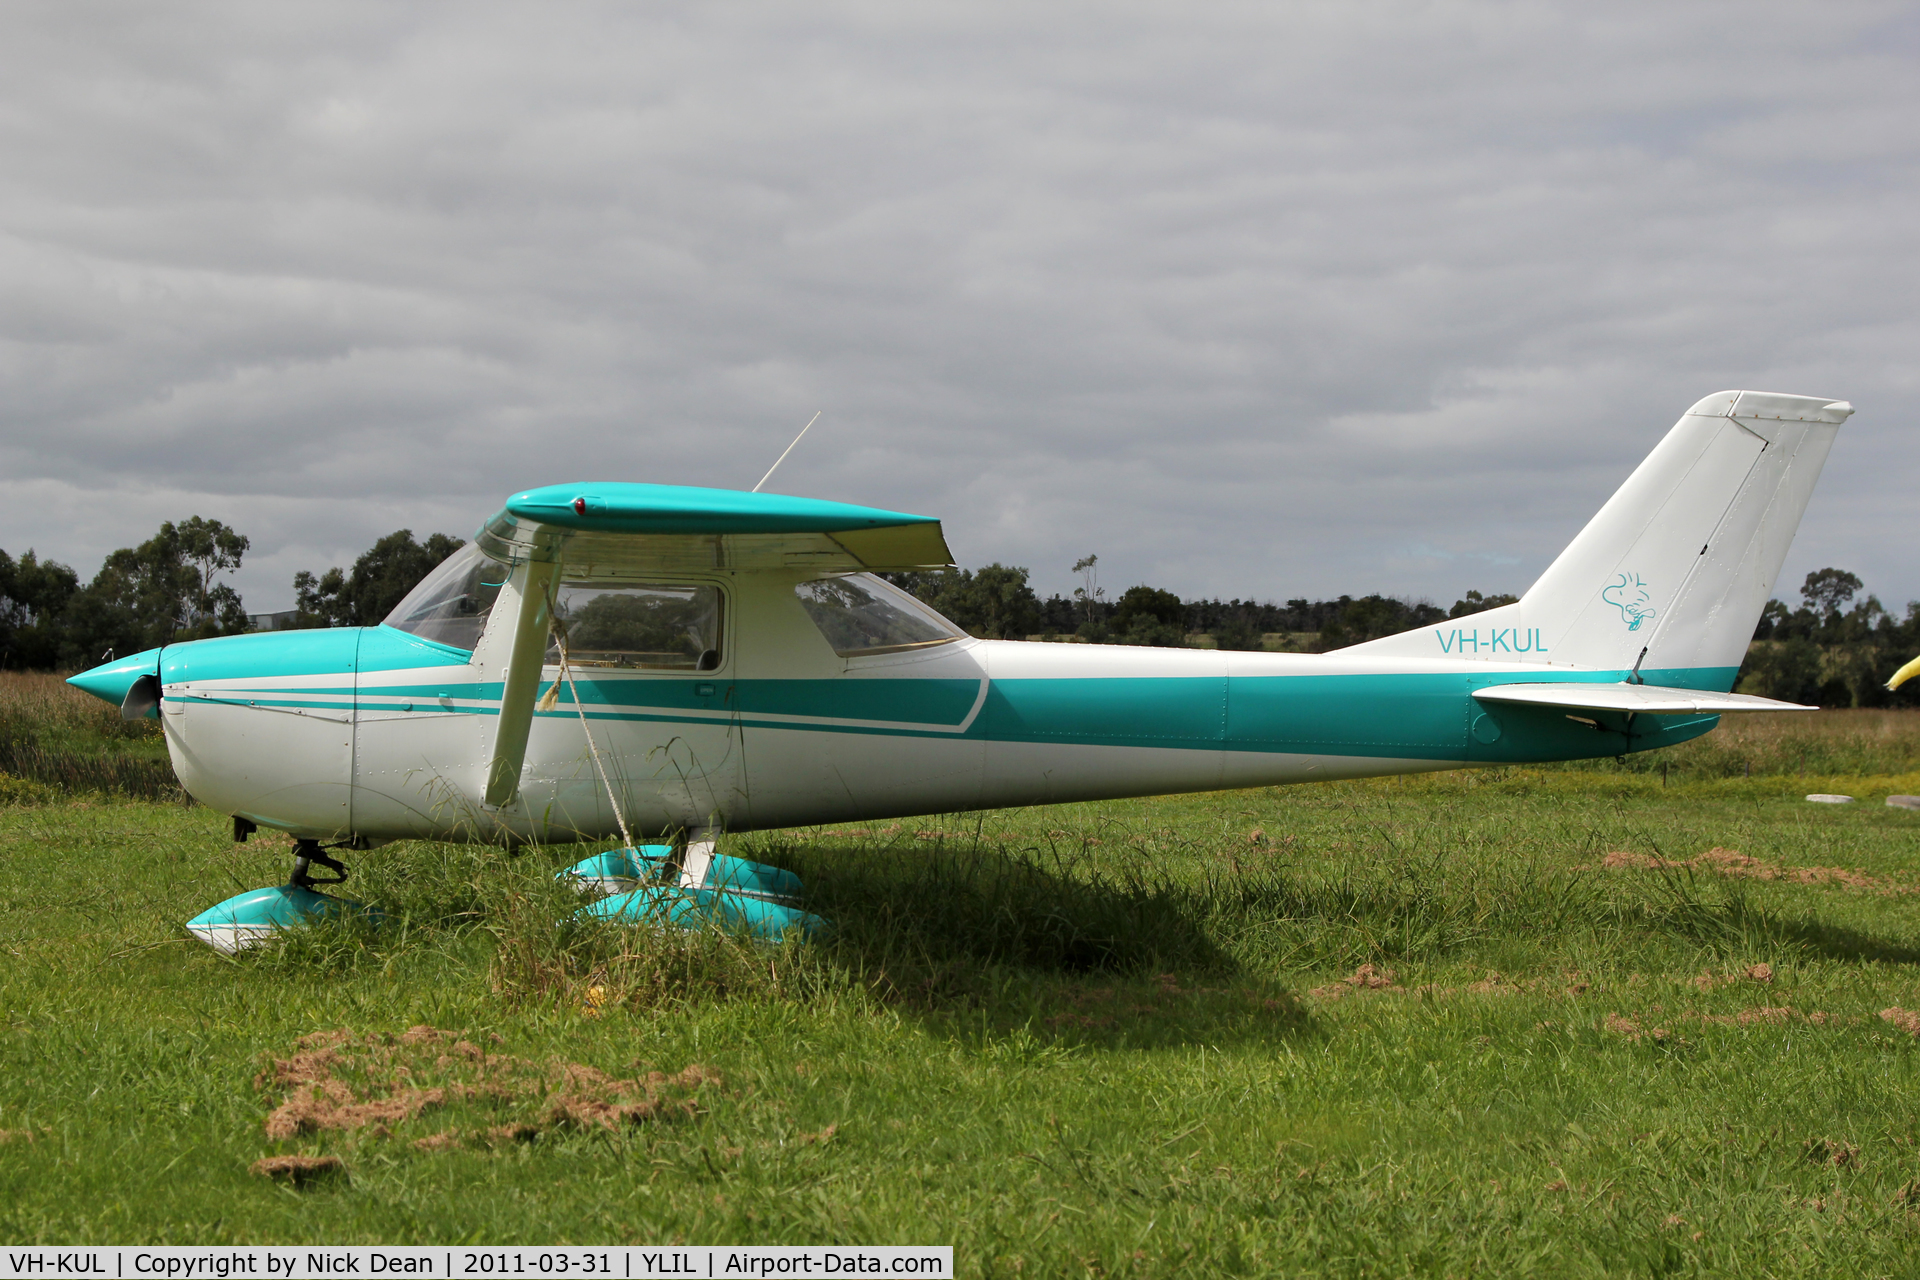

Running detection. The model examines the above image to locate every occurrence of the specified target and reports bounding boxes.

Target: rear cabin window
[548,583,724,671]
[382,544,505,652]
[795,574,965,656]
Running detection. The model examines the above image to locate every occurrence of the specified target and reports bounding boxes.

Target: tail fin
[1344,390,1852,687]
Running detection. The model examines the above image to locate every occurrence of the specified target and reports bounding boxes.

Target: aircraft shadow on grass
[1774,918,1920,966]
[763,837,1323,1050]
[783,838,1233,975]
[1654,894,1920,967]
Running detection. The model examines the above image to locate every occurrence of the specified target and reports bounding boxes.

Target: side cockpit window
[548,584,723,671]
[795,574,965,656]
[383,544,506,652]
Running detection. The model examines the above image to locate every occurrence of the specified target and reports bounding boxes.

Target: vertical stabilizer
[1343,390,1852,686]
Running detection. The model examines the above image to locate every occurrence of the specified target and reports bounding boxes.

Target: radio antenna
[753,411,822,493]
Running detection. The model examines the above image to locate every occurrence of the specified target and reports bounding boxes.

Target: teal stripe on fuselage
[981,676,1223,745]
[358,676,985,729]
[167,695,357,712]
[977,668,1730,761]
[736,678,981,726]
[555,666,1731,761]
[162,620,1739,764]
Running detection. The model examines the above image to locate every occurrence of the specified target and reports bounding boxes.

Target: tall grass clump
[488,887,828,1013]
[0,671,181,799]
[254,835,832,1012]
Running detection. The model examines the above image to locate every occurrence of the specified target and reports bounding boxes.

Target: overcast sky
[2,2,1915,614]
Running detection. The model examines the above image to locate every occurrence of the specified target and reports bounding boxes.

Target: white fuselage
[157,568,1711,844]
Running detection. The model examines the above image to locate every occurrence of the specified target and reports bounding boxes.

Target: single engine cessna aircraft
[70,389,1852,949]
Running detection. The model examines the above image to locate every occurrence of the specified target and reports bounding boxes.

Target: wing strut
[485,558,559,807]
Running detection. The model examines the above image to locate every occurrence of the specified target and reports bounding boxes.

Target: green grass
[5,703,1920,1272]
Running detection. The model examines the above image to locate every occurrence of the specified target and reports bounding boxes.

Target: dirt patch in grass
[411,1123,541,1153]
[545,1062,720,1131]
[792,1123,838,1147]
[250,1154,346,1185]
[1604,1013,1676,1044]
[255,1026,721,1149]
[1803,1138,1859,1167]
[1693,963,1775,989]
[1310,963,1403,999]
[1451,969,1598,998]
[1879,1007,1920,1036]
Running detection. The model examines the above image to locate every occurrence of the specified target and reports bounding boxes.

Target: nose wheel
[182,837,373,954]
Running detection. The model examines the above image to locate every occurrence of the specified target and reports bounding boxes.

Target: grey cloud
[1,2,1915,614]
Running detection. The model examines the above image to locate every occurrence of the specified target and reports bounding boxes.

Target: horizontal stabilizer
[1472,682,1815,716]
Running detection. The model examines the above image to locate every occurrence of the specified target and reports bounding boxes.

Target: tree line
[0,518,250,668]
[0,522,455,668]
[883,556,1518,650]
[883,558,1920,708]
[1739,567,1920,707]
[4,520,1916,708]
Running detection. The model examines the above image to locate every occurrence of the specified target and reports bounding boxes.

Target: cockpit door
[526,576,747,836]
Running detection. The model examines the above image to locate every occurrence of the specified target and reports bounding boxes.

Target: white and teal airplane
[70,390,1851,948]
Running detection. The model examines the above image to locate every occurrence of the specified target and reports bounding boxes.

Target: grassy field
[4,674,1920,1274]
[0,671,179,800]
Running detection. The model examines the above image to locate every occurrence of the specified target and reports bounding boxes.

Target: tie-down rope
[538,600,635,851]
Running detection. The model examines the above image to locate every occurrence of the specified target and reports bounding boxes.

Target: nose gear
[290,840,349,888]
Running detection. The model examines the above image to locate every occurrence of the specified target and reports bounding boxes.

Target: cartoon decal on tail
[1602,573,1656,631]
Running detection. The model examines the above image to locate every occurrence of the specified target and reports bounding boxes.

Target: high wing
[1472,682,1814,715]
[477,482,955,574]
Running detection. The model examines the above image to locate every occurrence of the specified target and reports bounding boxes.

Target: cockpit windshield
[794,574,966,656]
[382,543,507,652]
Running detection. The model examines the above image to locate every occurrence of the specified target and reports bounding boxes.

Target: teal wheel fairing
[558,846,674,894]
[183,884,381,954]
[579,885,826,941]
